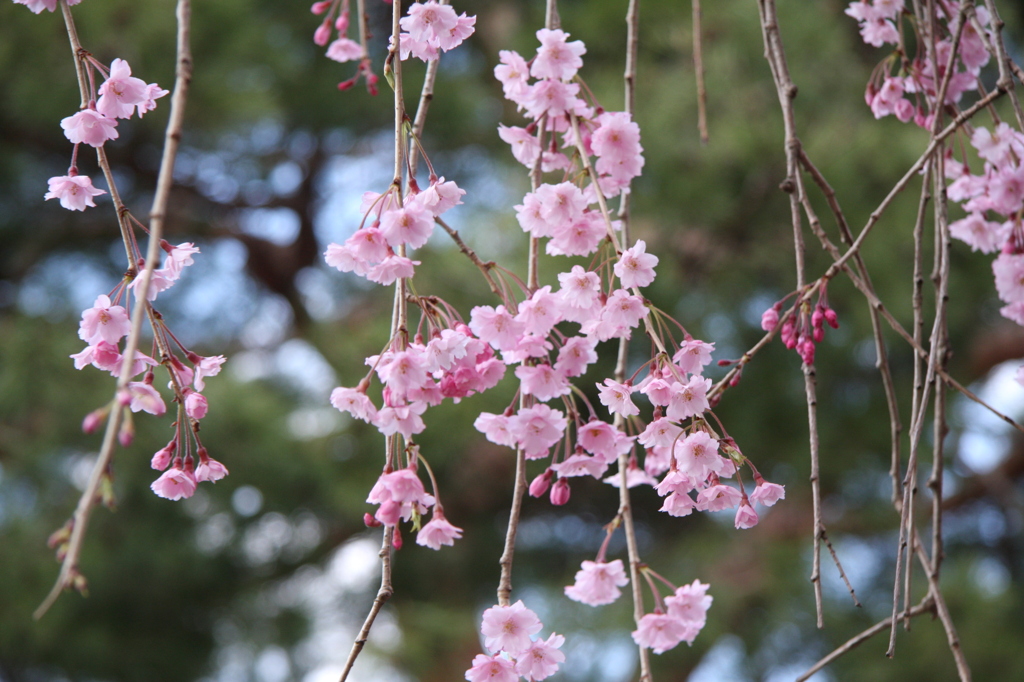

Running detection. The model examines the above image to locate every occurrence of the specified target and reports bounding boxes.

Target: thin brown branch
[794,596,935,682]
[338,526,395,682]
[982,0,1024,130]
[691,0,708,144]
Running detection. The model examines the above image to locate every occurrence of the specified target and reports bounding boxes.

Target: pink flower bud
[781,318,797,349]
[811,308,824,329]
[813,325,825,343]
[798,337,815,365]
[335,10,349,32]
[118,417,134,447]
[760,307,779,332]
[314,20,332,46]
[734,502,759,529]
[364,513,382,528]
[824,308,839,329]
[310,0,332,14]
[529,469,554,498]
[550,478,571,506]
[392,526,403,550]
[82,409,105,433]
[184,389,208,420]
[151,441,175,470]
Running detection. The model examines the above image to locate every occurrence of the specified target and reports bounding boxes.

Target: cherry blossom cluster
[70,239,229,500]
[465,601,565,682]
[22,0,227,505]
[495,29,644,195]
[394,0,476,63]
[310,0,378,93]
[46,57,167,211]
[760,289,839,366]
[848,1,991,126]
[845,2,1024,382]
[321,21,789,673]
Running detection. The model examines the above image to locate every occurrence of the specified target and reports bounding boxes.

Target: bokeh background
[2,1,1023,681]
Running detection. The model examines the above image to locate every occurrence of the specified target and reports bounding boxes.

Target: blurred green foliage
[1,1,1023,681]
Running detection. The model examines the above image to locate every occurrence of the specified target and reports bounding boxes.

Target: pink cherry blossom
[665,580,713,628]
[97,59,149,119]
[416,512,463,549]
[126,381,166,415]
[551,453,609,479]
[632,613,694,654]
[135,82,169,118]
[673,338,715,374]
[564,559,629,606]
[660,491,697,517]
[499,124,541,166]
[993,253,1024,304]
[190,353,225,392]
[523,79,586,120]
[400,1,459,44]
[546,211,606,257]
[474,413,517,447]
[516,286,563,337]
[666,376,711,421]
[44,174,106,211]
[597,379,639,417]
[515,633,565,682]
[530,28,586,82]
[515,364,570,401]
[379,204,434,248]
[151,465,197,501]
[151,441,175,470]
[949,214,1006,253]
[480,600,542,655]
[750,480,786,506]
[465,654,518,682]
[638,418,683,449]
[326,37,363,62]
[61,109,119,148]
[183,389,209,420]
[195,457,229,483]
[602,289,648,329]
[734,502,759,529]
[695,484,743,512]
[557,265,601,309]
[614,239,658,288]
[495,50,530,101]
[367,255,419,285]
[554,336,598,377]
[470,304,525,351]
[510,404,567,458]
[78,295,130,346]
[416,177,465,216]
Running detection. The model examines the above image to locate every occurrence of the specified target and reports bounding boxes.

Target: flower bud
[813,325,825,343]
[760,307,779,332]
[392,525,403,550]
[529,469,554,498]
[310,0,332,14]
[314,20,332,46]
[811,308,824,329]
[82,408,106,433]
[550,478,571,506]
[335,10,349,32]
[364,513,382,528]
[824,308,839,329]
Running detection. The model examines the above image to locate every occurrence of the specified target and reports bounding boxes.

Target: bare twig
[794,596,935,682]
[982,0,1024,129]
[691,0,708,144]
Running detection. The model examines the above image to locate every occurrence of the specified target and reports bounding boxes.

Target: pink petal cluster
[396,1,476,62]
[468,601,564,682]
[564,559,629,606]
[44,174,106,211]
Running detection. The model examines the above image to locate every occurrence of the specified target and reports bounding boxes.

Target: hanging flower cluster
[846,1,1024,384]
[17,0,228,504]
